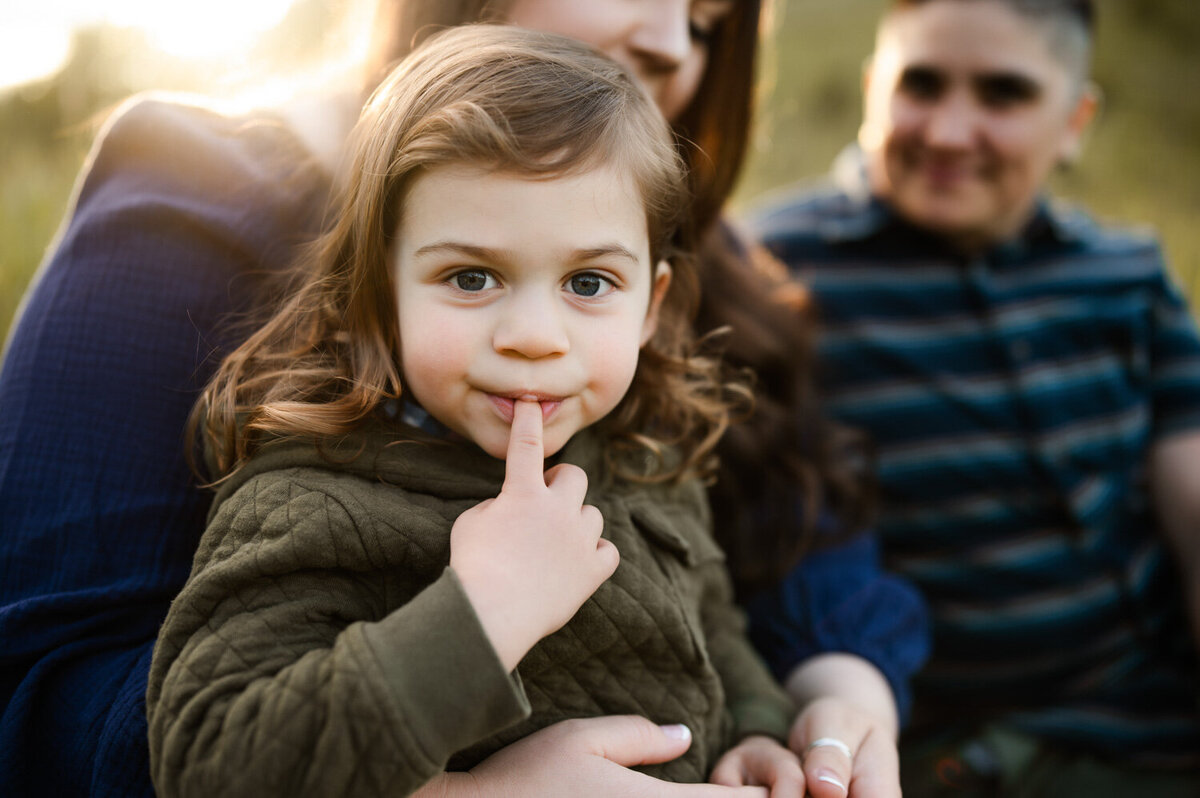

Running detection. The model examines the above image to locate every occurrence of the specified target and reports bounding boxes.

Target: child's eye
[450,269,496,292]
[567,272,614,298]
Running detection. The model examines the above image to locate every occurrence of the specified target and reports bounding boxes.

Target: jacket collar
[211,414,614,514]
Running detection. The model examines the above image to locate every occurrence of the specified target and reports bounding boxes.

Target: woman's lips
[487,394,563,423]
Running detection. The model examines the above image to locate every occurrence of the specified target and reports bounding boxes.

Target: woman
[0,2,925,796]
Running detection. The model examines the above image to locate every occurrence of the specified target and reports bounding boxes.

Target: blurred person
[751,0,1200,794]
[0,1,926,797]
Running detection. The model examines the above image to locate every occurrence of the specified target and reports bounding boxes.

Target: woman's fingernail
[659,723,691,741]
[817,773,847,792]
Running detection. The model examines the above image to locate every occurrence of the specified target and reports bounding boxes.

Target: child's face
[393,164,671,460]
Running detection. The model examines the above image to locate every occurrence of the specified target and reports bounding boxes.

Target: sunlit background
[1,0,372,345]
[0,2,302,90]
[3,0,1199,347]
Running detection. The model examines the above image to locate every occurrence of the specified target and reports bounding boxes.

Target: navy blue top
[750,150,1200,766]
[0,102,927,795]
[0,97,329,797]
[744,528,931,722]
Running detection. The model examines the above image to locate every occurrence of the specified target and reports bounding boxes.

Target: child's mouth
[487,393,563,423]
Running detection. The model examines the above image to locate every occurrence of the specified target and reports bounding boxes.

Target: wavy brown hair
[221,0,872,589]
[696,227,876,596]
[196,25,743,485]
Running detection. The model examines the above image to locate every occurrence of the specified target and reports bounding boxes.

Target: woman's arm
[740,532,930,798]
[742,532,930,725]
[0,95,327,798]
[784,653,900,798]
[785,653,897,738]
[1149,430,1200,652]
[1145,262,1200,654]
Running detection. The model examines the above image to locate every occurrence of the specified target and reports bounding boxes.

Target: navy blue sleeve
[0,96,326,797]
[743,532,931,724]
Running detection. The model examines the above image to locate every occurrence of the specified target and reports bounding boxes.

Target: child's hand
[709,734,804,798]
[450,398,619,671]
[788,697,901,798]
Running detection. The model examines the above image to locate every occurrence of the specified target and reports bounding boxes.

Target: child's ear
[641,260,673,346]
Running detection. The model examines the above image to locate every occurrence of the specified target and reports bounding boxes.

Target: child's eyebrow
[412,242,503,262]
[413,241,642,265]
[571,245,642,265]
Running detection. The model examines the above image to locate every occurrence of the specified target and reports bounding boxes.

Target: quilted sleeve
[698,558,797,744]
[146,474,529,798]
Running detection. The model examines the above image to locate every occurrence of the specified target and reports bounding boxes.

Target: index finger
[503,399,545,490]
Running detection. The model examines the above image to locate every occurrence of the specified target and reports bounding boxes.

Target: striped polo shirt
[750,163,1200,765]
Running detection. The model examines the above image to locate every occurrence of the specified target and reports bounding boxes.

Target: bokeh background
[3,0,1198,349]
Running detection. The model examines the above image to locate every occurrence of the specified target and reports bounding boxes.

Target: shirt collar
[379,396,457,439]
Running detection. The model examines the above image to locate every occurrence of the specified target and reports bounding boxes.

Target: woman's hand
[413,715,771,798]
[787,697,900,798]
[709,734,804,797]
[783,654,901,798]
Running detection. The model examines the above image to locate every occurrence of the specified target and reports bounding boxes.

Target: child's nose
[493,292,570,359]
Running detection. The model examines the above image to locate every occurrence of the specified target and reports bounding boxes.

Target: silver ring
[805,737,852,759]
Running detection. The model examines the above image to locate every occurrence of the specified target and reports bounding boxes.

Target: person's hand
[709,734,804,797]
[414,715,772,797]
[787,697,901,798]
[450,398,619,670]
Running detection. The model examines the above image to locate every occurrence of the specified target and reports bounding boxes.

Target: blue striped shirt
[750,162,1200,765]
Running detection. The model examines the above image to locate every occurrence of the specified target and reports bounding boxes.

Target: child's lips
[487,393,563,423]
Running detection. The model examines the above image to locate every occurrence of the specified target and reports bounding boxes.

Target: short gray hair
[886,0,1094,85]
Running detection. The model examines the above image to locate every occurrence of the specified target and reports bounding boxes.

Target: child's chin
[475,435,567,462]
[477,440,509,461]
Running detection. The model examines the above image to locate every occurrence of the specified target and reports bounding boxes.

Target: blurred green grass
[1,136,87,345]
[3,1,1199,351]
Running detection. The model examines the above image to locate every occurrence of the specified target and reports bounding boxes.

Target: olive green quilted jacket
[147,422,795,797]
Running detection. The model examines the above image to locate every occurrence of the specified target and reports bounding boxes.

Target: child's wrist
[453,567,538,672]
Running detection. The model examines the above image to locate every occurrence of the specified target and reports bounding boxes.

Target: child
[146,25,800,797]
